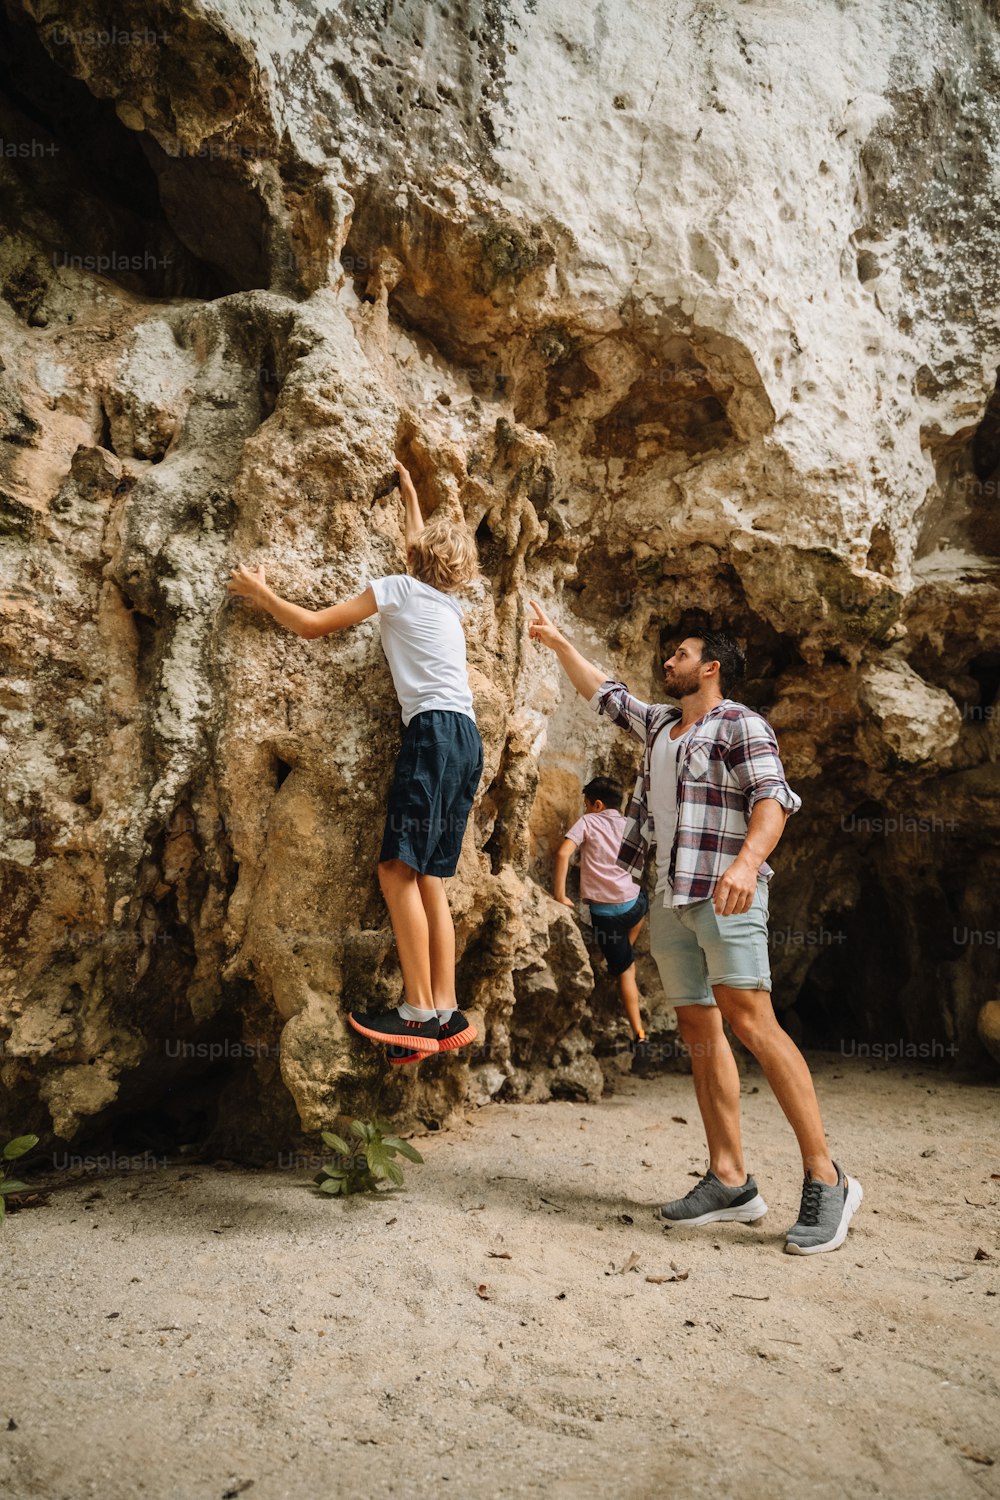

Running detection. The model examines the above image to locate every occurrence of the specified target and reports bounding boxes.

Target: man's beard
[665,670,700,698]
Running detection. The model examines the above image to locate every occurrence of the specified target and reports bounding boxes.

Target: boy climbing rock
[227,458,483,1061]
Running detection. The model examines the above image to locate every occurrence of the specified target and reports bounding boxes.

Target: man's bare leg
[712,984,837,1184]
[674,1003,747,1185]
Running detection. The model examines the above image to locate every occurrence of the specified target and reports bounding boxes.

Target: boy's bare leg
[416,873,457,1009]
[377,858,435,1009]
[674,1003,747,1185]
[712,984,837,1184]
[628,914,646,946]
[616,963,644,1038]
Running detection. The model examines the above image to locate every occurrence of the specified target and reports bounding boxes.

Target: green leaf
[385,1161,404,1187]
[387,1141,423,1164]
[366,1141,389,1174]
[0,1194,6,1223]
[3,1135,38,1161]
[319,1178,343,1195]
[321,1132,350,1155]
[349,1119,367,1139]
[0,1181,31,1195]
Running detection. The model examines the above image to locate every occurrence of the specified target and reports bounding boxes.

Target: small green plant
[0,1134,39,1225]
[314,1117,423,1197]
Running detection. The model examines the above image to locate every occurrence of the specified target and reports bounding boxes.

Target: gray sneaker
[784,1162,863,1254]
[658,1170,768,1227]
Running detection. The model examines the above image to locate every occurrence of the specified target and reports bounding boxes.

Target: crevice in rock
[119,589,162,698]
[67,975,292,1163]
[96,399,115,455]
[454,904,508,999]
[917,368,1000,564]
[586,355,735,464]
[791,865,966,1058]
[0,483,36,535]
[967,650,1000,712]
[0,8,232,300]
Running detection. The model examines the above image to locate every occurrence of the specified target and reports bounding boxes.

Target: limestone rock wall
[2,0,999,1152]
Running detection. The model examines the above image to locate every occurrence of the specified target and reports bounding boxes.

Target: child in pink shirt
[553,777,649,1049]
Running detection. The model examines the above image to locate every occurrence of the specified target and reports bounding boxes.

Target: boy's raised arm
[528,600,609,700]
[396,460,425,549]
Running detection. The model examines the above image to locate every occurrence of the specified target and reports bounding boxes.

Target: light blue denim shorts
[648,879,771,1004]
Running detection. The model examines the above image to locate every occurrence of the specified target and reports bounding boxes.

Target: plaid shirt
[587,680,802,905]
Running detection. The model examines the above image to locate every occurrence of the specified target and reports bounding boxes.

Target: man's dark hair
[696,630,746,697]
[583,775,623,810]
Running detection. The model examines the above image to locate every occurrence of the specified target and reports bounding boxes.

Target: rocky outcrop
[2,0,998,1155]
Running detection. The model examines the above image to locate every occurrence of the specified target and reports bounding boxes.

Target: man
[527,600,862,1255]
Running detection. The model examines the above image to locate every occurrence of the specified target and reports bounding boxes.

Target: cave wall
[2,0,999,1153]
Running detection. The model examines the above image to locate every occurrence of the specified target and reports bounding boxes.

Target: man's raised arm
[527,599,609,699]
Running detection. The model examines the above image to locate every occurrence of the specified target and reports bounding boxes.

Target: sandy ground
[2,1055,999,1500]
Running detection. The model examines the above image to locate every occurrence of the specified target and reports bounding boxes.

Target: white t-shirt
[367,574,476,727]
[649,722,692,902]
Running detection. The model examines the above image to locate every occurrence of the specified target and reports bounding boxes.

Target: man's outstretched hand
[228,563,267,607]
[528,599,563,651]
[528,599,610,702]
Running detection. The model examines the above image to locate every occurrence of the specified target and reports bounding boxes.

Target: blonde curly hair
[407,511,480,594]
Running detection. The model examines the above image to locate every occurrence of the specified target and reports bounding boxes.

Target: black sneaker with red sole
[387,1010,477,1065]
[438,1010,477,1051]
[387,1045,422,1066]
[348,1008,440,1052]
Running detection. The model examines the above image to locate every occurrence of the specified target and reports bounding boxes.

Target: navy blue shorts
[379,710,484,877]
[589,888,649,977]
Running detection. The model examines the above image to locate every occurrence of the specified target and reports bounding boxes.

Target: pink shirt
[563,809,641,904]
